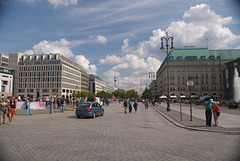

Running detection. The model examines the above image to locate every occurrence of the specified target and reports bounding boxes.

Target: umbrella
[159,95,167,98]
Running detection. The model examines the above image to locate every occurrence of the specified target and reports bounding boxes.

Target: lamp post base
[166,102,171,111]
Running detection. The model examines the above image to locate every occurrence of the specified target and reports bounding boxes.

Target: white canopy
[159,95,167,98]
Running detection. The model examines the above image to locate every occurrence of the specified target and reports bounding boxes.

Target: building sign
[187,81,194,86]
[17,102,46,109]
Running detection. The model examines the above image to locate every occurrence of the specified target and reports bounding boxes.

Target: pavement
[1,102,240,161]
[151,102,240,134]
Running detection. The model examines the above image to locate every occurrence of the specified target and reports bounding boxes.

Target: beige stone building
[156,48,240,100]
[7,53,89,98]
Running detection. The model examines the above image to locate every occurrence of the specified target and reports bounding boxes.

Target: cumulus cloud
[19,38,97,74]
[48,0,78,8]
[101,3,240,91]
[20,38,74,58]
[75,55,97,75]
[96,35,107,44]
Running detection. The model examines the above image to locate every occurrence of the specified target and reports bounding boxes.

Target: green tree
[77,91,81,98]
[72,91,77,98]
[81,91,87,98]
[125,89,139,99]
[87,92,95,97]
[97,91,110,98]
[141,88,151,99]
[112,90,124,98]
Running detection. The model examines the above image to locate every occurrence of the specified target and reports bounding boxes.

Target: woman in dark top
[8,99,16,125]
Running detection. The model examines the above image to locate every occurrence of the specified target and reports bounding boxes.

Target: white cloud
[96,35,107,44]
[75,55,97,75]
[19,38,97,74]
[48,0,78,8]
[99,55,121,65]
[20,38,74,58]
[101,3,240,91]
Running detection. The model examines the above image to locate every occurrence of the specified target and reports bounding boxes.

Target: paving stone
[0,102,239,161]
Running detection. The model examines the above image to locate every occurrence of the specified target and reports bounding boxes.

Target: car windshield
[78,103,91,108]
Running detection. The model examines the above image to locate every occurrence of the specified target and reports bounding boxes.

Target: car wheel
[101,111,104,116]
[77,115,81,118]
[92,113,96,118]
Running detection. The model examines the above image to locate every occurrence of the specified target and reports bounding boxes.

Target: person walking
[128,100,133,113]
[212,101,220,126]
[25,94,32,115]
[145,100,149,109]
[123,100,128,114]
[8,99,17,125]
[57,97,61,109]
[204,99,213,127]
[60,97,65,112]
[0,98,8,125]
[49,96,54,114]
[133,100,138,112]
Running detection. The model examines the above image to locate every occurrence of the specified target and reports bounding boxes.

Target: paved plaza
[0,102,240,161]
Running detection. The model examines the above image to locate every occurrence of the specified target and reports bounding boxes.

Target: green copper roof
[169,48,240,60]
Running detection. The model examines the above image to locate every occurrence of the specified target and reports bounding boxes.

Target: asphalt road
[0,102,239,161]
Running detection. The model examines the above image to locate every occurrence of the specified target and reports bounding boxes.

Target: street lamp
[114,77,117,88]
[160,32,174,111]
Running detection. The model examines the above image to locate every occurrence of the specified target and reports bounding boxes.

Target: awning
[180,95,186,98]
[191,95,198,98]
[159,95,167,98]
[170,95,177,98]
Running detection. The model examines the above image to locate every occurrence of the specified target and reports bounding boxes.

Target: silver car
[75,102,104,118]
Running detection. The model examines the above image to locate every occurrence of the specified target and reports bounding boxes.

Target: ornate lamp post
[160,32,174,111]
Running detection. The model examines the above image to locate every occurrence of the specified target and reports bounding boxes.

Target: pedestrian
[0,98,8,125]
[204,99,213,127]
[128,100,133,113]
[8,98,17,125]
[123,100,128,113]
[25,94,32,115]
[60,97,65,112]
[49,96,54,114]
[212,101,220,126]
[57,97,61,109]
[133,100,138,112]
[46,96,49,107]
[145,100,149,109]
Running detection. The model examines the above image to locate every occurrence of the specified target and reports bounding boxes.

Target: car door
[92,103,97,114]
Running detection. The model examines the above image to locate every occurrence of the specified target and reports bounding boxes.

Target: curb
[151,105,240,134]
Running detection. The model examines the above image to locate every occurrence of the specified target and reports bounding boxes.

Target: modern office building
[149,80,157,99]
[7,53,88,98]
[156,48,240,100]
[89,74,115,94]
[0,66,14,97]
[0,54,9,67]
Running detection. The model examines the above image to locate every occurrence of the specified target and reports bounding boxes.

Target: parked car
[76,102,104,118]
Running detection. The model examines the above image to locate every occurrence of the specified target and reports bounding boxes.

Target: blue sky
[0,0,240,92]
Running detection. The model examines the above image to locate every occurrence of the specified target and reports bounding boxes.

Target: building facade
[0,66,14,97]
[7,53,88,98]
[149,80,157,99]
[89,74,115,94]
[156,49,240,100]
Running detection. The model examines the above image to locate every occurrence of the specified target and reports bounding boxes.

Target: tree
[72,91,77,98]
[125,89,139,99]
[97,91,110,98]
[112,90,124,98]
[141,88,151,99]
[77,91,81,98]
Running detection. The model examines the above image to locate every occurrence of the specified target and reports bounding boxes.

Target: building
[156,48,240,100]
[0,66,14,97]
[149,80,157,99]
[224,57,240,101]
[7,53,88,98]
[0,54,9,67]
[89,74,115,94]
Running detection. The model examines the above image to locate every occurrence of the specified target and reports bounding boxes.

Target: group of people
[0,97,17,125]
[204,99,221,127]
[123,99,138,113]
